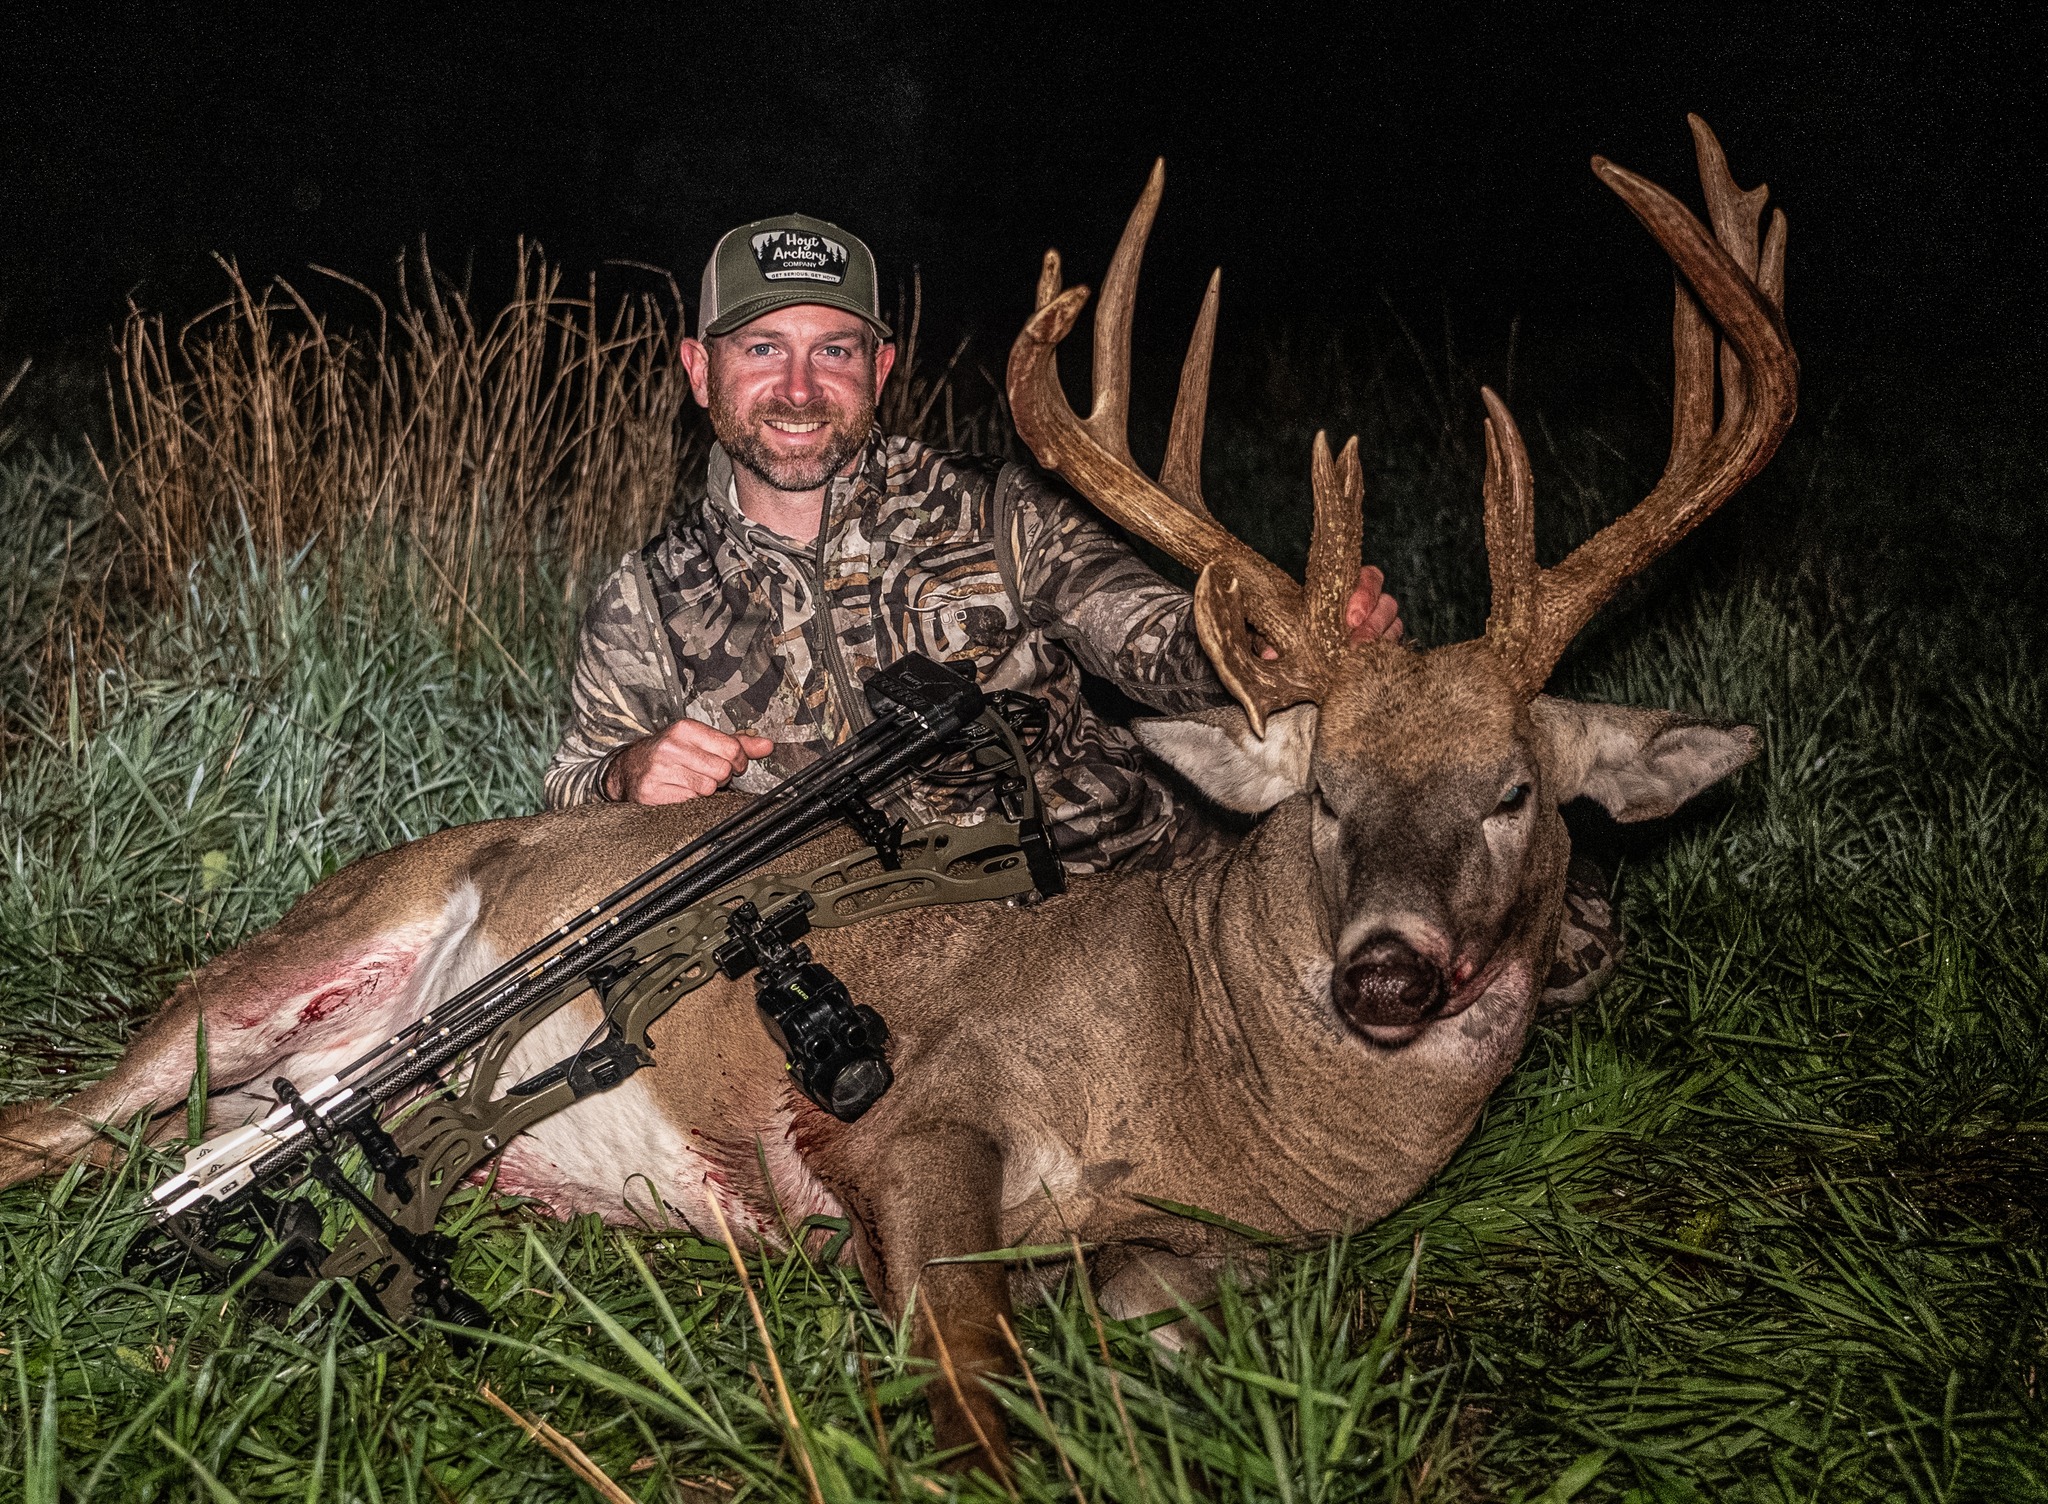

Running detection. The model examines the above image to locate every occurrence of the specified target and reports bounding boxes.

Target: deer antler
[1007,161,1365,735]
[1009,121,1794,726]
[1479,115,1797,695]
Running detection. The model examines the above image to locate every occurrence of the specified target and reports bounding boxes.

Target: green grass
[1,395,2044,1503]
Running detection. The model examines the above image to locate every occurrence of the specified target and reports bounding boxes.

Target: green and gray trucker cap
[697,213,892,342]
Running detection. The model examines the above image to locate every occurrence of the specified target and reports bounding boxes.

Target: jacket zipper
[801,488,870,740]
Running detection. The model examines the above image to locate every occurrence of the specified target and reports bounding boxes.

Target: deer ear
[1135,703,1318,813]
[1533,697,1760,823]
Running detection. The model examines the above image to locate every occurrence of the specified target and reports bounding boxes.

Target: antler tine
[1158,267,1221,518]
[1759,201,1787,308]
[1688,114,1771,429]
[1008,163,1348,736]
[1689,115,1770,278]
[1304,432,1365,656]
[1035,249,1064,312]
[1008,277,1271,589]
[1482,118,1797,698]
[1669,261,1717,467]
[1478,389,1538,663]
[1084,159,1165,466]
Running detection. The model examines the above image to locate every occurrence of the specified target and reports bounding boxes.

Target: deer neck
[1162,799,1522,1232]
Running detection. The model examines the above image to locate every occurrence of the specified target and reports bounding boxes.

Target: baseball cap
[697,213,893,342]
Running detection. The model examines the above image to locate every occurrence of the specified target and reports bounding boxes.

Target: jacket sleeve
[542,552,684,809]
[1006,467,1229,715]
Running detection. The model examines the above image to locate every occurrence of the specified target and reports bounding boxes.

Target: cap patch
[751,229,848,284]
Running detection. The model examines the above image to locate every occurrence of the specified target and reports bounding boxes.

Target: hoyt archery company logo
[751,230,849,284]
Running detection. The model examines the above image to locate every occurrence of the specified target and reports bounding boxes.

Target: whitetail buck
[0,117,1791,1470]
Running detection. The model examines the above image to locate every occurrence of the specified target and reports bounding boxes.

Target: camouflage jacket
[543,432,1229,874]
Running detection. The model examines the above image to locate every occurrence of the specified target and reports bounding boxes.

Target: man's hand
[1257,566,1405,662]
[604,719,776,804]
[1344,566,1403,644]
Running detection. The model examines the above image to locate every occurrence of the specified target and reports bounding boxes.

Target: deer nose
[1339,936,1450,1031]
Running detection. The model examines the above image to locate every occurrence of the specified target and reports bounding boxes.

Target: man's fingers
[659,718,774,772]
[660,718,743,757]
[1365,592,1400,638]
[1351,565,1384,613]
[614,719,779,804]
[1346,566,1387,631]
[636,772,718,804]
[655,739,746,786]
[627,758,720,804]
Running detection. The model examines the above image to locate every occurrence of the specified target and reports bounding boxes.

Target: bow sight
[137,655,1062,1322]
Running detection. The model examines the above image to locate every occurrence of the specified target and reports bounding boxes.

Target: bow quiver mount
[137,654,1063,1323]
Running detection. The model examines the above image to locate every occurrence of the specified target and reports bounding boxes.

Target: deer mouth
[1337,936,1450,1035]
[1336,936,1513,1046]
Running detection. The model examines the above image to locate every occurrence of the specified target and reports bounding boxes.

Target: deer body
[1,118,1795,1470]
[0,767,1545,1243]
[0,668,1754,1462]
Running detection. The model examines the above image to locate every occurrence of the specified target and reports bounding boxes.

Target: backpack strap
[989,460,1031,624]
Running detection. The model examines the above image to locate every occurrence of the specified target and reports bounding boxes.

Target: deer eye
[1495,783,1529,814]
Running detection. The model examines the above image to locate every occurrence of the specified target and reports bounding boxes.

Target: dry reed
[98,250,1012,657]
[0,358,29,434]
[0,243,1020,747]
[104,242,700,642]
[876,271,1014,458]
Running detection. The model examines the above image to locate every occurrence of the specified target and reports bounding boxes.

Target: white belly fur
[487,995,845,1246]
[238,885,837,1247]
[492,1000,735,1230]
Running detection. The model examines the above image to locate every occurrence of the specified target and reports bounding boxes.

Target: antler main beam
[1481,115,1797,695]
[1007,161,1367,733]
[1008,121,1792,726]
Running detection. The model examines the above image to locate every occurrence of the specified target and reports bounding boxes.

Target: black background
[1,2,2039,425]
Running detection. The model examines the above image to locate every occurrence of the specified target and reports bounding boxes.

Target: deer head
[1008,118,1794,1048]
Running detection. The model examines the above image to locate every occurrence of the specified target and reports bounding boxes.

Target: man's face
[680,305,897,493]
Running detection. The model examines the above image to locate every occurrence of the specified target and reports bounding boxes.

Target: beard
[709,388,874,494]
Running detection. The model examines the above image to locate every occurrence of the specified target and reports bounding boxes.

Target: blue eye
[1497,783,1528,813]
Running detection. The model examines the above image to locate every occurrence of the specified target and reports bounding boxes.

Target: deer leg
[0,887,485,1192]
[848,1132,1016,1476]
[1096,1247,1239,1353]
[0,998,250,1189]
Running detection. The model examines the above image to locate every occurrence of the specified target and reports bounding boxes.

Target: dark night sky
[2,2,2040,421]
